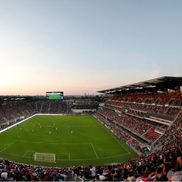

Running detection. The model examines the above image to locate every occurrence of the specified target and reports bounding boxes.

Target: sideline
[0,113,63,134]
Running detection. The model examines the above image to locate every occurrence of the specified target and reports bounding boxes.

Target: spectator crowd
[0,91,181,181]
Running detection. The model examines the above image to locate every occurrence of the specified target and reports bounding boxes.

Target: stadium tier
[0,76,182,181]
[96,77,182,153]
[0,98,71,130]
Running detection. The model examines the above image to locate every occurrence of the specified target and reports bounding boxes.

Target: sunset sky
[0,0,182,95]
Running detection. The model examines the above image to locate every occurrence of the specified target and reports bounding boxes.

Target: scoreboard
[46,92,64,100]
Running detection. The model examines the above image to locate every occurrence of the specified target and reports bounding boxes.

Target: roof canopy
[98,76,182,94]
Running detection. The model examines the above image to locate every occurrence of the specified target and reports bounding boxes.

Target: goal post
[34,152,56,163]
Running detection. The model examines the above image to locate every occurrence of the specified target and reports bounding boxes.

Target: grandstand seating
[0,86,181,181]
[0,100,71,130]
[96,91,182,153]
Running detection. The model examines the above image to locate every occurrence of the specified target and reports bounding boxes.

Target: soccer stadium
[0,0,182,181]
[0,76,182,181]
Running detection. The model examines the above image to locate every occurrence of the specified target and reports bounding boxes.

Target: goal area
[34,152,56,163]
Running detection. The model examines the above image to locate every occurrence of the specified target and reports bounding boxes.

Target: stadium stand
[0,98,71,130]
[96,77,182,154]
[0,76,181,181]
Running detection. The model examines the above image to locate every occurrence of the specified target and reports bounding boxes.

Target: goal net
[34,152,56,163]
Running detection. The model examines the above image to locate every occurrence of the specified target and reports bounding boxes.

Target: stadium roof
[98,76,182,94]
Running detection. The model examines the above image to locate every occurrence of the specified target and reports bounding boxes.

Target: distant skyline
[0,0,182,95]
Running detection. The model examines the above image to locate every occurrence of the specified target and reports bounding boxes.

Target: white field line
[36,114,63,116]
[90,143,99,159]
[0,113,64,134]
[0,115,36,134]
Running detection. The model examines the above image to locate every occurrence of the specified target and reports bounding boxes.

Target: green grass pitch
[0,114,137,167]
